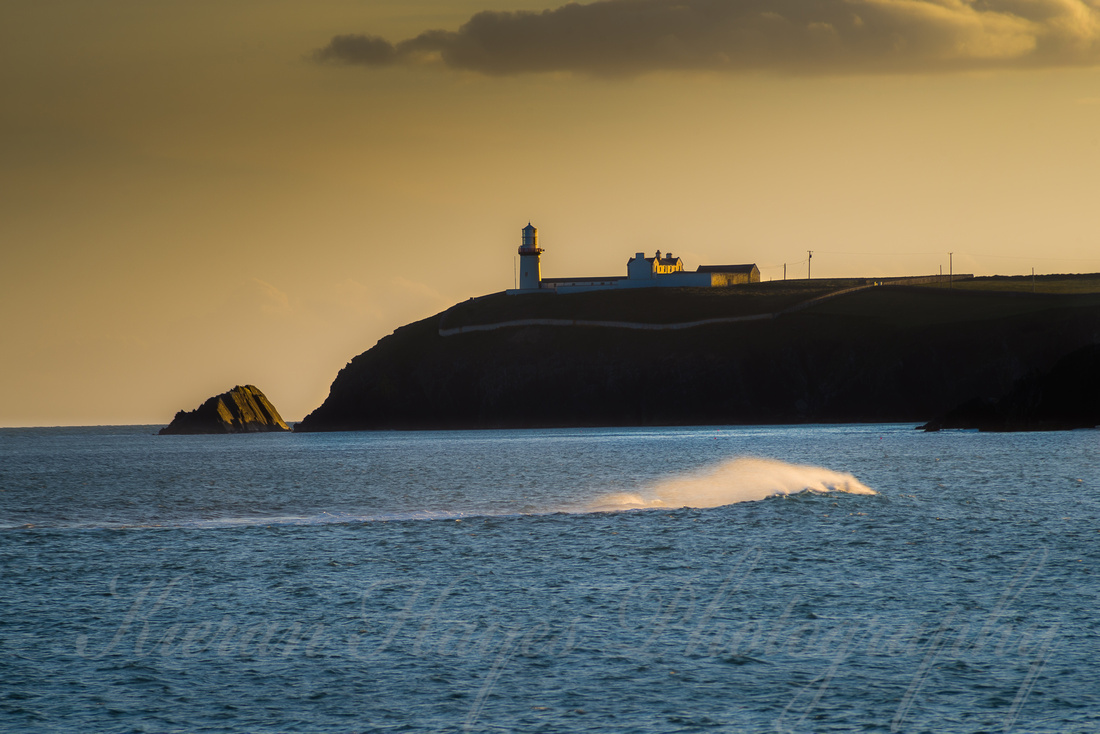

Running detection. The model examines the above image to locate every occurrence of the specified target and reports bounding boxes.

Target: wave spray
[589,457,875,511]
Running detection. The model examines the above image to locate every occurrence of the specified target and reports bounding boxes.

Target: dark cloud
[313,34,397,66]
[312,0,1100,76]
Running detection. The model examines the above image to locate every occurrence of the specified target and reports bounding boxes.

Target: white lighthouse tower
[518,222,543,290]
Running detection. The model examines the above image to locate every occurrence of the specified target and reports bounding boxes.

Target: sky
[2,0,1100,427]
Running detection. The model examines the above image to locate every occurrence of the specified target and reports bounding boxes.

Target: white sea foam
[589,457,876,511]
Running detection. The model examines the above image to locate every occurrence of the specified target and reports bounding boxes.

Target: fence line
[438,312,774,337]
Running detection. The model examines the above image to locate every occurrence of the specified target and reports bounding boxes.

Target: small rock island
[160,385,290,435]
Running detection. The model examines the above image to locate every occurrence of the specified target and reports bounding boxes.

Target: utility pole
[1032,267,1035,292]
[807,251,813,279]
[783,263,786,280]
[949,252,953,289]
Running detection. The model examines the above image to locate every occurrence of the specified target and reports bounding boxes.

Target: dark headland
[296,276,1100,432]
[920,343,1100,431]
[161,385,290,435]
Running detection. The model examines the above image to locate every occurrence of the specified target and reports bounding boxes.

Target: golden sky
[3,0,1100,426]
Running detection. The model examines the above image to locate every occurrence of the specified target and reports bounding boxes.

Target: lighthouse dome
[521,222,538,248]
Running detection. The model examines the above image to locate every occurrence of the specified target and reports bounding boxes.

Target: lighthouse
[518,222,543,290]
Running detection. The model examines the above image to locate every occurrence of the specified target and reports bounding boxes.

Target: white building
[507,223,759,294]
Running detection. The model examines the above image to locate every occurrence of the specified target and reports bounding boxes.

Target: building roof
[696,264,758,273]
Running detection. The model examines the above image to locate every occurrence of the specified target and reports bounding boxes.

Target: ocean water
[1,424,1098,733]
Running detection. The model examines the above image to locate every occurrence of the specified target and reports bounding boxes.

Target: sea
[1,423,1098,733]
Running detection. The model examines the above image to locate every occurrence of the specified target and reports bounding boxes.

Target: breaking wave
[589,457,876,512]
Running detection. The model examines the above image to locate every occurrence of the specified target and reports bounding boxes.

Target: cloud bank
[312,0,1100,75]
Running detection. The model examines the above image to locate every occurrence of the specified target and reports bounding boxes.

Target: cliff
[160,385,290,435]
[296,282,1100,431]
[920,344,1100,431]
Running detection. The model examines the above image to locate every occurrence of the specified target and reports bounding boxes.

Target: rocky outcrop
[160,385,290,435]
[920,344,1100,431]
[296,286,1100,431]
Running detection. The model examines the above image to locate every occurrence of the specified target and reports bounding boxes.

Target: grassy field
[439,273,1100,330]
[917,273,1100,294]
[804,286,1100,327]
[440,282,841,328]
